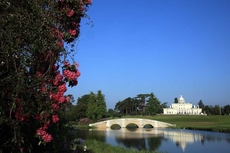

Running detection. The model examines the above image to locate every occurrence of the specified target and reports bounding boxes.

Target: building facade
[163,95,202,115]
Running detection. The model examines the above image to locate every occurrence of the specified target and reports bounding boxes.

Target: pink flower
[65,96,70,103]
[37,128,46,136]
[52,103,60,111]
[52,114,59,123]
[67,10,74,17]
[58,96,65,103]
[64,61,70,66]
[58,83,67,92]
[85,0,92,5]
[69,29,76,36]
[55,72,63,82]
[43,121,50,130]
[42,133,53,143]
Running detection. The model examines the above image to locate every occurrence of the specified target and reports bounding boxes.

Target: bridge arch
[126,123,139,128]
[143,124,154,128]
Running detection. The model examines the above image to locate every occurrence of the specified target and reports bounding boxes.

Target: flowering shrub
[78,118,91,125]
[0,0,91,152]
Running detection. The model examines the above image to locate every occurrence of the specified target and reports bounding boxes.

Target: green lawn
[119,115,230,132]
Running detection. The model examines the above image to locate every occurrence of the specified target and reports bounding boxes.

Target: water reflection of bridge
[103,128,204,152]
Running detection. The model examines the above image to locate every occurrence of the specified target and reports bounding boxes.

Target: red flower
[58,96,65,103]
[55,72,63,82]
[52,103,60,111]
[42,133,53,143]
[52,114,59,123]
[37,128,46,136]
[69,29,76,36]
[58,83,67,92]
[65,96,70,103]
[85,0,92,5]
[67,10,74,17]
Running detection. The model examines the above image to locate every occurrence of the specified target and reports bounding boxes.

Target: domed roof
[179,95,185,103]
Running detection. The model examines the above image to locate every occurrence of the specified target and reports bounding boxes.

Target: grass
[122,115,230,132]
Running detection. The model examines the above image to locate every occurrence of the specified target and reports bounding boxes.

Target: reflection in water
[162,129,204,151]
[109,128,163,151]
[75,128,230,153]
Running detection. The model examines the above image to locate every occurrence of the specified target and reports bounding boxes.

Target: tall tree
[145,93,161,115]
[198,100,205,113]
[174,97,178,103]
[96,90,107,119]
[86,92,97,120]
[136,94,149,112]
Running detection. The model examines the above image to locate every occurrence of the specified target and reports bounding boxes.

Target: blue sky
[66,0,230,109]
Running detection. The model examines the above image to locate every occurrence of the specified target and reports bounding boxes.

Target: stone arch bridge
[89,118,175,129]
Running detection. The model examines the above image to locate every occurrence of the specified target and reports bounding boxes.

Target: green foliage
[86,91,107,121]
[145,93,161,115]
[114,93,163,116]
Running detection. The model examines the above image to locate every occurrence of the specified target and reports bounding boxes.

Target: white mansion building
[163,95,202,115]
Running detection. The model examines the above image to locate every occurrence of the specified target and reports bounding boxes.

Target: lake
[75,128,230,153]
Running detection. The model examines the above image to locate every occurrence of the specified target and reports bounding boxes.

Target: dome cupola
[179,95,185,103]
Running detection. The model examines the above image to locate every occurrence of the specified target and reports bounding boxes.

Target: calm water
[75,128,230,153]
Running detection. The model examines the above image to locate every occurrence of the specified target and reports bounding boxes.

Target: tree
[174,97,178,103]
[223,105,230,115]
[136,94,149,113]
[145,93,161,115]
[0,0,91,152]
[86,92,97,120]
[198,100,205,112]
[86,90,107,121]
[107,109,115,118]
[96,90,107,119]
[159,102,168,114]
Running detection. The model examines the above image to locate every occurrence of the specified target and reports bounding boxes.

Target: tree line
[66,92,230,123]
[114,93,167,116]
[198,100,230,115]
[65,90,107,122]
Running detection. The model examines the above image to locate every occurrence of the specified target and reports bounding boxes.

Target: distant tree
[198,100,205,113]
[107,109,115,118]
[174,97,178,103]
[136,94,150,113]
[213,105,221,115]
[96,90,107,119]
[204,105,211,115]
[158,102,168,114]
[223,105,230,115]
[145,93,161,115]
